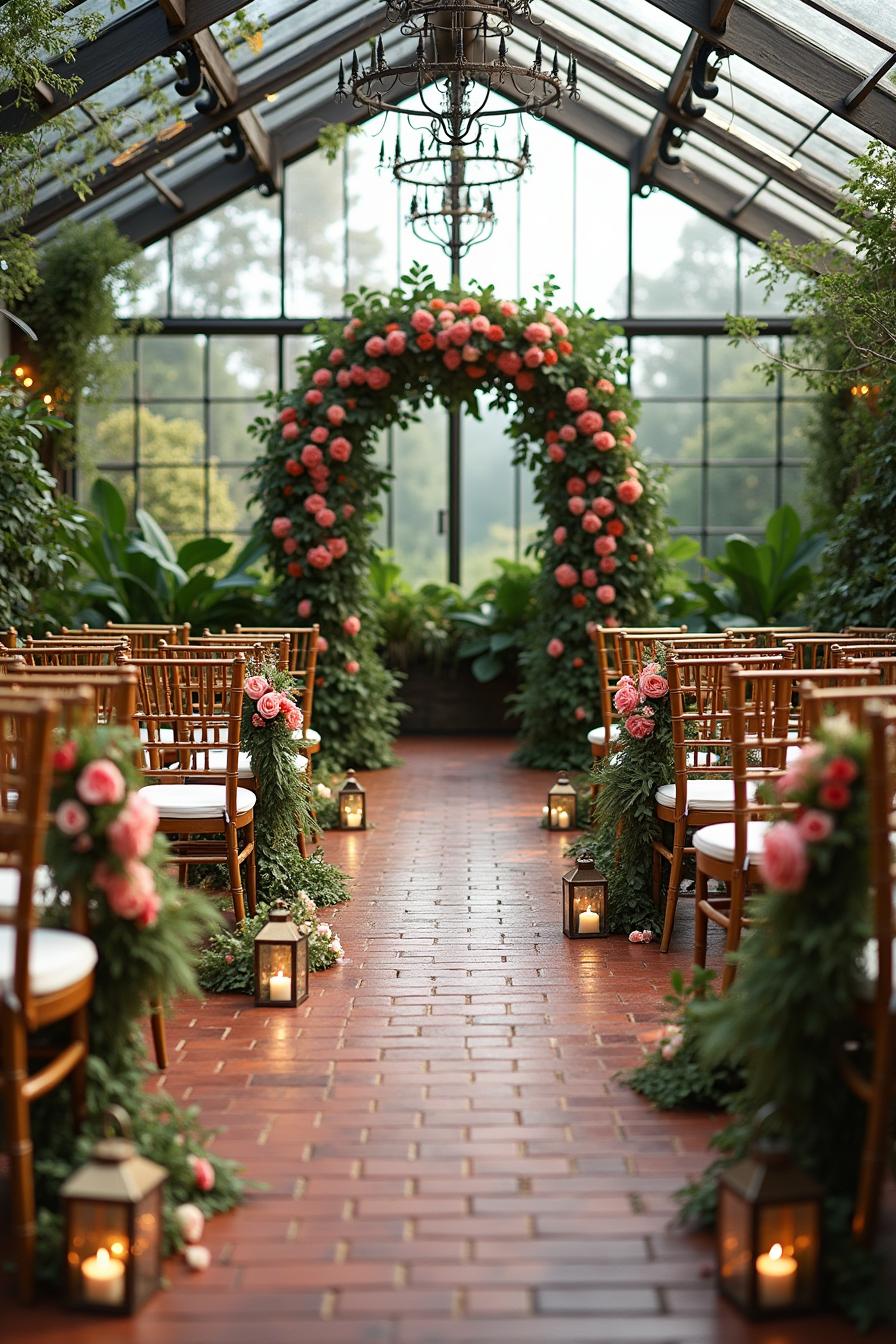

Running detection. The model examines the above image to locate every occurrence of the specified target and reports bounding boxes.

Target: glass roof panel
[742,0,896,75]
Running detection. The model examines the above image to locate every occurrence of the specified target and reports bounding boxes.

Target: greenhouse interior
[1,0,896,1339]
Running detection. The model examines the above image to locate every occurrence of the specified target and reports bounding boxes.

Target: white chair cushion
[138,783,256,819]
[693,820,770,864]
[0,926,97,997]
[655,779,757,811]
[293,727,321,745]
[588,723,621,745]
[0,865,59,912]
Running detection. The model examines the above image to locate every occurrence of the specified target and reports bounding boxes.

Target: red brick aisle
[3,738,891,1343]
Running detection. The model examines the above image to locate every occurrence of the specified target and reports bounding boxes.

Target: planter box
[396,661,521,735]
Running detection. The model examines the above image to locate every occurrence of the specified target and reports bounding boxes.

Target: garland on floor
[673,723,892,1328]
[249,265,669,771]
[197,889,343,993]
[571,653,673,933]
[33,724,245,1283]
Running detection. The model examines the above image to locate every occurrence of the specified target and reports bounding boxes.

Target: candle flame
[769,1243,783,1261]
[96,1248,111,1266]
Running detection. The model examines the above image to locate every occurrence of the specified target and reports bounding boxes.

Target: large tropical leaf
[136,508,178,565]
[177,536,232,571]
[89,477,127,537]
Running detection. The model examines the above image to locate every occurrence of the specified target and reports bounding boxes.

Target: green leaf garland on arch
[249,267,668,769]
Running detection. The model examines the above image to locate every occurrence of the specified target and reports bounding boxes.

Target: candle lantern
[254,899,309,1007]
[717,1118,822,1317]
[562,852,609,938]
[61,1106,166,1314]
[544,772,577,831]
[337,769,367,830]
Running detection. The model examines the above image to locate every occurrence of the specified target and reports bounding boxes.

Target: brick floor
[3,737,893,1342]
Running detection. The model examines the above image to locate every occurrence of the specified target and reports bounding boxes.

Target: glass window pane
[781,465,808,518]
[637,402,702,463]
[140,335,204,399]
[210,402,265,464]
[461,399,516,587]
[209,336,278,396]
[117,239,168,318]
[708,402,776,460]
[136,466,208,536]
[519,118,574,304]
[87,404,136,466]
[214,466,255,532]
[665,465,703,528]
[172,192,281,317]
[574,143,629,318]
[284,149,346,317]
[632,190,737,316]
[707,464,776,530]
[463,182,520,303]
[782,400,813,460]
[137,403,205,463]
[630,336,703,398]
[285,335,314,381]
[347,127,399,296]
[392,404,447,585]
[739,239,790,316]
[708,336,776,397]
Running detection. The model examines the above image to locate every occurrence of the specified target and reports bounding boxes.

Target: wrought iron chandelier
[335,1,578,149]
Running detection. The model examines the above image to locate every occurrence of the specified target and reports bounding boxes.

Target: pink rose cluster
[628,929,655,944]
[760,742,861,894]
[611,662,669,741]
[245,675,303,733]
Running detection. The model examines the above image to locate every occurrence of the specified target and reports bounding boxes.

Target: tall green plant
[451,559,538,683]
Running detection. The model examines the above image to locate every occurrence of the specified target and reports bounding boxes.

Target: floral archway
[250,269,667,768]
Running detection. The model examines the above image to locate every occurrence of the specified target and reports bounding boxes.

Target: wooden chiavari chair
[830,643,896,669]
[588,626,686,763]
[844,627,895,639]
[621,630,754,678]
[12,640,130,668]
[232,625,321,735]
[849,703,896,1244]
[190,632,291,672]
[0,692,98,1301]
[654,648,793,952]
[842,656,896,686]
[692,664,878,990]
[723,625,811,647]
[771,634,895,670]
[104,622,190,652]
[131,655,256,923]
[801,682,896,732]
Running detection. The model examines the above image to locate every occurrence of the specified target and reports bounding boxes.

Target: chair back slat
[191,633,290,672]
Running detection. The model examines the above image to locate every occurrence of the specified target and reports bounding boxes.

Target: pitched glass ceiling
[13,0,896,248]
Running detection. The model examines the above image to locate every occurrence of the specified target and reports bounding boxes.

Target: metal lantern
[545,771,577,831]
[338,769,367,830]
[61,1106,166,1314]
[254,899,309,1008]
[717,1121,823,1317]
[561,853,609,938]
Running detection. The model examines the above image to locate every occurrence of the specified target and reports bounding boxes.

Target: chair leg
[721,873,746,993]
[150,1002,168,1070]
[225,821,247,925]
[177,862,189,887]
[244,815,257,917]
[70,1001,89,1127]
[693,867,709,972]
[852,1030,896,1245]
[1,1005,36,1304]
[659,822,686,953]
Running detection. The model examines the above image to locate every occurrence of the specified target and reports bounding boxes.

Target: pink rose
[135,889,161,928]
[608,409,626,424]
[523,346,545,368]
[285,707,302,732]
[309,426,329,445]
[301,444,324,469]
[385,329,407,355]
[499,300,518,317]
[312,368,332,387]
[297,599,312,618]
[107,793,158,861]
[95,859,156,921]
[617,479,644,505]
[345,660,360,676]
[558,424,578,443]
[564,477,585,497]
[554,563,579,589]
[343,616,361,636]
[336,368,352,388]
[304,493,327,514]
[76,759,125,807]
[282,537,298,556]
[329,436,352,462]
[596,378,615,394]
[349,363,367,385]
[53,740,78,771]
[596,584,616,604]
[471,314,490,334]
[281,420,300,441]
[443,348,462,371]
[614,682,640,715]
[364,335,386,358]
[279,406,297,424]
[761,821,809,892]
[640,671,669,700]
[574,706,587,722]
[581,568,597,588]
[623,429,637,445]
[256,691,282,720]
[56,799,89,835]
[593,497,615,518]
[586,469,602,485]
[461,343,480,363]
[251,713,264,728]
[547,444,566,463]
[819,782,850,809]
[497,350,521,376]
[448,321,472,347]
[188,1155,216,1192]
[317,636,329,654]
[566,387,589,413]
[547,638,564,658]
[523,321,551,345]
[327,536,348,558]
[594,535,617,556]
[326,404,346,426]
[315,508,336,528]
[568,496,586,517]
[307,545,333,570]
[271,516,292,538]
[582,512,601,534]
[245,676,270,700]
[576,410,603,435]
[628,930,642,944]
[367,367,390,390]
[458,297,481,315]
[797,809,834,843]
[625,715,655,739]
[553,526,567,544]
[593,431,616,452]
[823,755,858,784]
[303,389,322,407]
[342,504,356,520]
[599,557,617,574]
[547,315,568,337]
[329,347,345,365]
[410,308,435,333]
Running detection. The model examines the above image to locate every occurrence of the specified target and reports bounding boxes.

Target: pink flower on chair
[94,859,157,922]
[256,691,282,720]
[613,681,640,715]
[639,670,669,700]
[760,821,808,892]
[625,715,655,740]
[107,793,158,861]
[796,809,834,843]
[52,740,78,771]
[56,799,89,835]
[76,759,126,807]
[245,676,270,700]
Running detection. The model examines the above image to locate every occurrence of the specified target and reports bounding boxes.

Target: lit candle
[577,905,600,934]
[81,1247,126,1307]
[345,811,362,829]
[550,807,558,826]
[542,805,549,818]
[755,1243,797,1310]
[269,971,292,1002]
[558,811,571,830]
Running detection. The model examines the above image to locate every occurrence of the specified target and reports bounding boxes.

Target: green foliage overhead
[64,477,268,628]
[0,357,85,631]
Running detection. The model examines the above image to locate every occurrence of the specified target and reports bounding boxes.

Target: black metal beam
[22,13,388,236]
[636,32,700,187]
[145,316,796,336]
[0,0,249,135]
[642,0,896,148]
